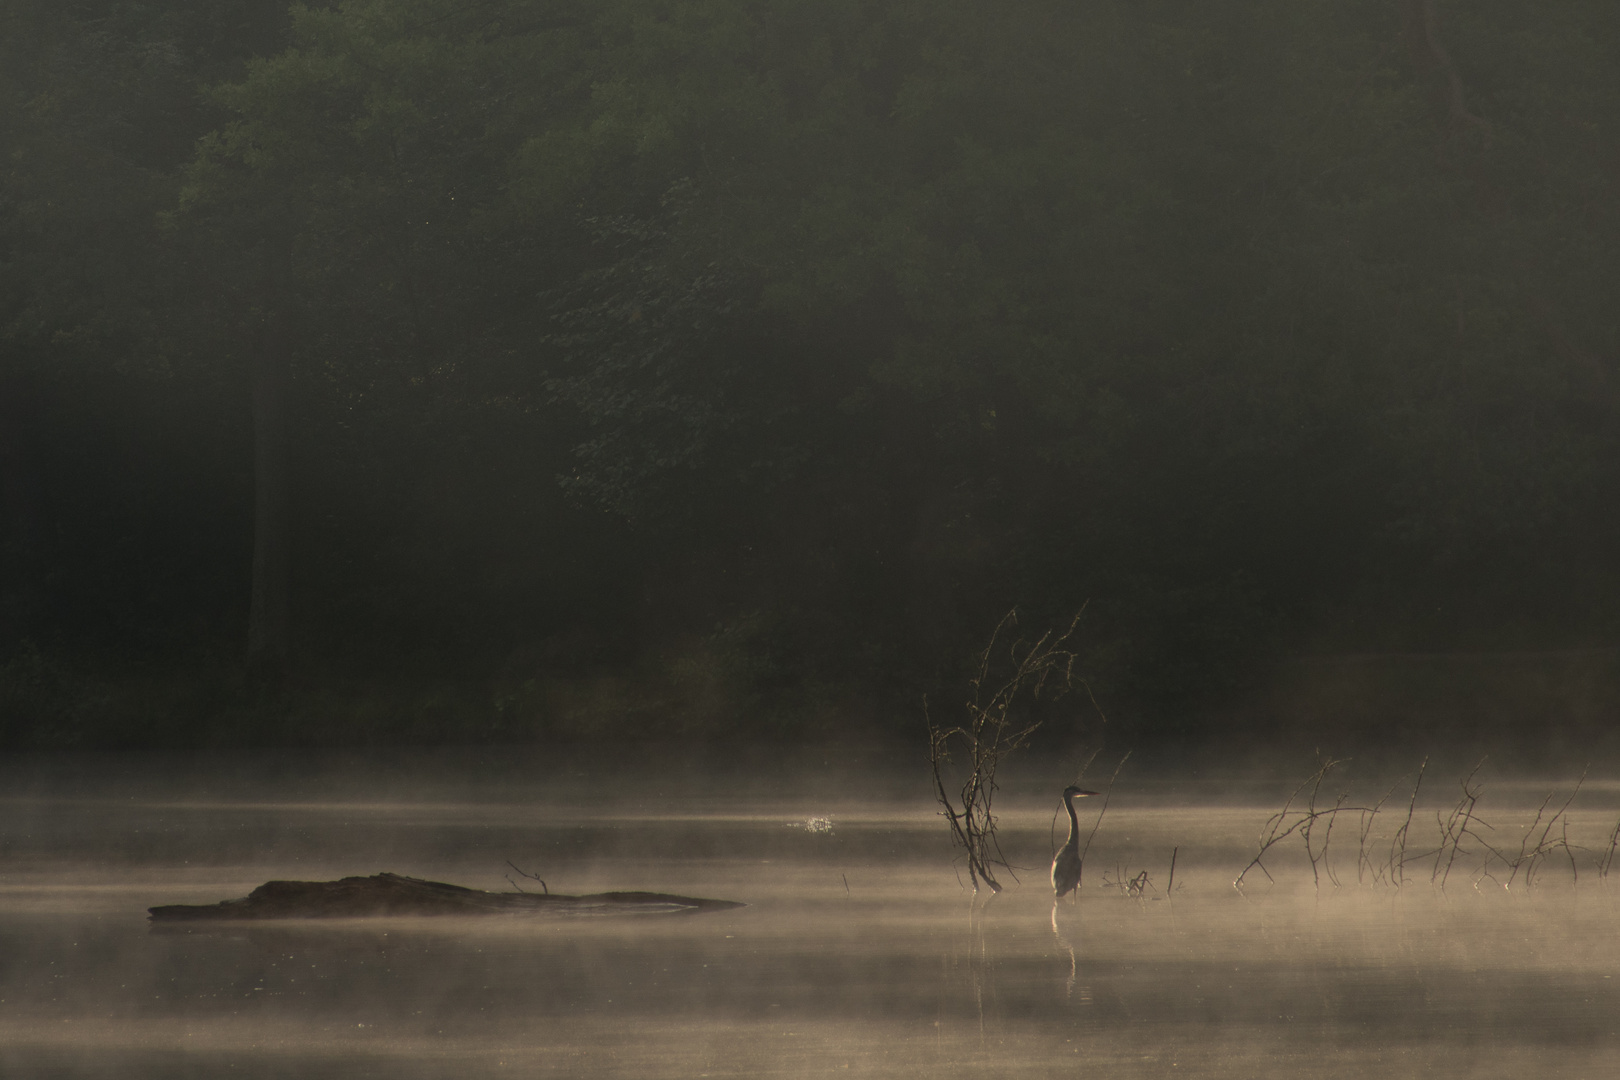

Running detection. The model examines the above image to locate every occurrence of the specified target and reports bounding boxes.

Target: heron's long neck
[1063,795,1082,847]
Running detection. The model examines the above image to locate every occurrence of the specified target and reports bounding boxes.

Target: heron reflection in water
[1051,784,1099,899]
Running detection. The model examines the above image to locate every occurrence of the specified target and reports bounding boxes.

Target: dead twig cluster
[1431,760,1492,888]
[1101,867,1153,900]
[928,608,1087,893]
[1234,757,1377,891]
[1237,758,1605,894]
[1505,766,1587,887]
[1101,851,1182,904]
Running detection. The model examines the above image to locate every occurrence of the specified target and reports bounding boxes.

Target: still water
[2,751,1618,1078]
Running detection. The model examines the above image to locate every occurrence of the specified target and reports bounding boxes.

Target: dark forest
[3,0,1617,755]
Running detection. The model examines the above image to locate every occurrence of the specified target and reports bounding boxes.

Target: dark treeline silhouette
[3,0,1617,751]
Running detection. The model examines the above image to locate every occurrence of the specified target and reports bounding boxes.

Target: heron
[1051,785,1100,899]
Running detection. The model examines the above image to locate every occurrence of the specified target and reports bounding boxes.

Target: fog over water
[3,752,1618,1078]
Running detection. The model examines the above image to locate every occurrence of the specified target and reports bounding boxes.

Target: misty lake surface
[3,751,1618,1078]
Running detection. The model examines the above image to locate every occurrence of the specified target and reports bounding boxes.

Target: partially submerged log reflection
[148,872,745,920]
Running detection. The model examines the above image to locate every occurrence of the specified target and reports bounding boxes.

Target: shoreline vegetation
[6,643,1620,759]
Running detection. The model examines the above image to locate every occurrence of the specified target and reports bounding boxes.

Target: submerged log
[148,873,745,920]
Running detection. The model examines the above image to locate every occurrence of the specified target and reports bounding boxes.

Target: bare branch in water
[1235,757,1377,892]
[1079,750,1131,867]
[928,606,1095,893]
[504,861,549,895]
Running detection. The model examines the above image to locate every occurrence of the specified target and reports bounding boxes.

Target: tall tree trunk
[247,308,291,678]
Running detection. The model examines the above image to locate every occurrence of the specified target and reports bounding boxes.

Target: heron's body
[1051,785,1098,898]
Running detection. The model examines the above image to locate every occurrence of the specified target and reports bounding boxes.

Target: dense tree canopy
[3,0,1617,748]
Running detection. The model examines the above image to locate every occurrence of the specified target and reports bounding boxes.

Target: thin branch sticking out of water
[1356,781,1397,886]
[1598,816,1620,881]
[1390,757,1427,887]
[1078,751,1130,868]
[504,861,549,895]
